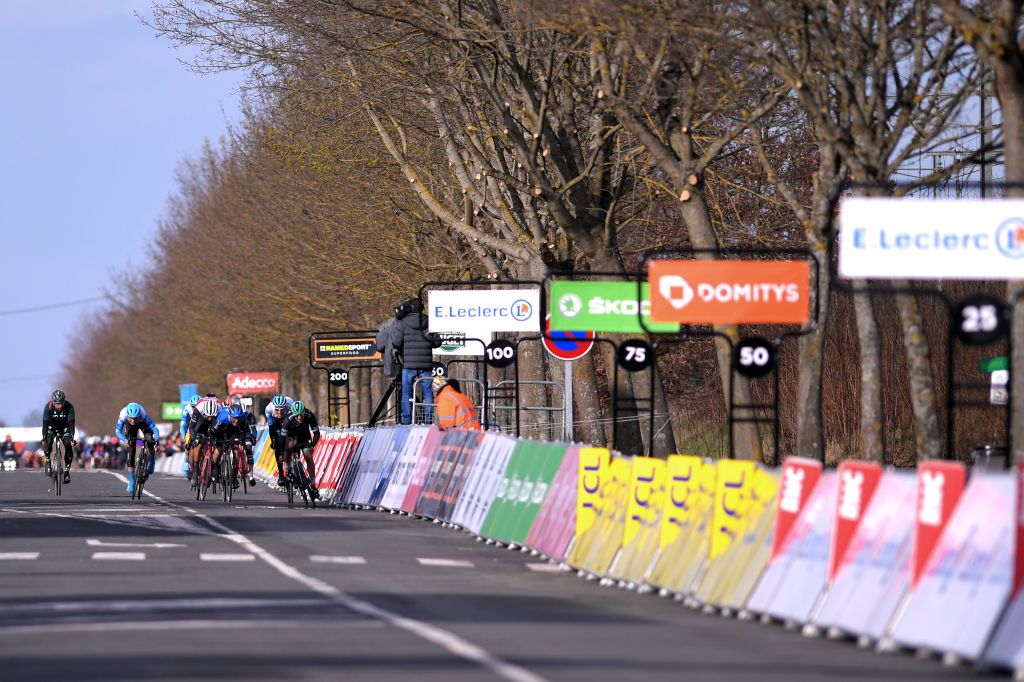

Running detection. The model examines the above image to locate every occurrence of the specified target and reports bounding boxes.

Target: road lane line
[0,552,39,560]
[310,555,367,565]
[417,558,475,568]
[0,597,325,615]
[91,552,145,561]
[87,539,185,549]
[0,619,385,635]
[525,563,562,572]
[200,553,255,562]
[102,471,551,682]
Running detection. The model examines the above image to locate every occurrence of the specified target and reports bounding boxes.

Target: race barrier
[157,421,1024,676]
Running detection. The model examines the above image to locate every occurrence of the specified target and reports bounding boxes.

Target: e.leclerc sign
[428,289,540,336]
[840,198,1024,280]
[549,280,680,334]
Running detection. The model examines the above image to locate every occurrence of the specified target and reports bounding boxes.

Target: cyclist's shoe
[249,477,257,487]
[232,478,240,490]
[126,472,135,494]
[186,469,193,481]
[62,471,71,484]
[276,476,287,487]
[44,460,52,477]
[309,486,320,500]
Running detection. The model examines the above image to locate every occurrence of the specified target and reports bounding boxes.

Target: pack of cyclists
[36,389,322,501]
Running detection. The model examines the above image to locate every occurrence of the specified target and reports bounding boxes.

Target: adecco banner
[226,371,280,395]
[840,198,1024,279]
[549,280,679,334]
[428,289,540,336]
[648,260,810,325]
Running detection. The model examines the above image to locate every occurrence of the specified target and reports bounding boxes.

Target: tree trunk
[572,351,607,447]
[995,61,1024,464]
[851,280,884,462]
[796,247,830,461]
[676,194,763,461]
[892,281,943,460]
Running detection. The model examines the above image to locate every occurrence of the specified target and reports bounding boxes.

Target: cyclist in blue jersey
[210,404,257,488]
[115,403,158,494]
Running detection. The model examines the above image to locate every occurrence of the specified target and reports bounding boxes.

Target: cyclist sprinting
[265,395,293,485]
[179,394,201,479]
[42,389,76,485]
[210,404,257,488]
[279,400,321,499]
[115,403,159,494]
[186,398,222,486]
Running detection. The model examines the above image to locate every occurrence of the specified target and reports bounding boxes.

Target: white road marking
[91,552,145,561]
[102,471,550,682]
[87,539,185,549]
[0,619,385,635]
[417,558,475,568]
[525,563,562,572]
[0,597,325,615]
[310,555,367,565]
[200,553,255,562]
[0,552,39,560]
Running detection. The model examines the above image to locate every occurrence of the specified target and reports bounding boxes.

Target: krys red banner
[911,460,966,590]
[226,371,280,395]
[827,460,882,584]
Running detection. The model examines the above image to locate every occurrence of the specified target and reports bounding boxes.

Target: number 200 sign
[733,337,776,378]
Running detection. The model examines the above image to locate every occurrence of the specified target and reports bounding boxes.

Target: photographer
[388,297,440,425]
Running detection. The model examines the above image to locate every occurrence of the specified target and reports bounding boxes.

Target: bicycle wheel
[222,450,233,503]
[53,440,63,497]
[284,458,294,507]
[294,459,310,509]
[133,449,148,500]
[238,446,249,495]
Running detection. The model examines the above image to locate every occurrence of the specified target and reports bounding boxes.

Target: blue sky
[0,1,243,426]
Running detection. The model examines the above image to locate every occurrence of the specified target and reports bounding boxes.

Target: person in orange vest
[433,376,481,431]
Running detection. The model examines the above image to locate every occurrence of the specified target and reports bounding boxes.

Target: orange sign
[648,260,810,324]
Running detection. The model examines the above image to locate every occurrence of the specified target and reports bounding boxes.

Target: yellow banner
[660,455,703,550]
[577,447,609,538]
[623,458,665,547]
[709,459,755,560]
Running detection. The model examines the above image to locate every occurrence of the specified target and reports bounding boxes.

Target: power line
[0,296,107,317]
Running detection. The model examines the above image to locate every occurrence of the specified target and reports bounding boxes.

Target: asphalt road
[0,468,987,681]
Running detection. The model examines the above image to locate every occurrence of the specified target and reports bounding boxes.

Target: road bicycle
[229,437,252,495]
[50,437,66,497]
[195,437,216,502]
[281,443,315,509]
[131,439,153,501]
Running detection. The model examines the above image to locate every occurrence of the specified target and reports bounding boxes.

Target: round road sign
[733,337,777,378]
[328,370,349,387]
[954,295,1009,346]
[543,316,594,361]
[617,339,653,372]
[485,339,517,368]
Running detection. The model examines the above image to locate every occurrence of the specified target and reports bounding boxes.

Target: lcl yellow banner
[577,447,609,538]
[710,460,756,560]
[624,458,665,547]
[660,455,704,550]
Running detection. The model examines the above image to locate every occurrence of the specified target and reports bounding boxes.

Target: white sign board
[991,369,1009,406]
[433,330,492,356]
[839,198,1024,280]
[428,289,541,335]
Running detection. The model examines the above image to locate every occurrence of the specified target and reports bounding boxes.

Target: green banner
[549,280,680,333]
[161,402,183,421]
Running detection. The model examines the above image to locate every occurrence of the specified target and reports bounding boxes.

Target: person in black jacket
[42,389,75,483]
[390,298,441,424]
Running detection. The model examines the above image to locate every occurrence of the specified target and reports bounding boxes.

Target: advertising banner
[911,460,966,590]
[648,260,811,325]
[226,371,280,395]
[660,455,704,550]
[433,331,491,356]
[1017,461,1024,596]
[549,280,679,334]
[828,460,882,583]
[709,460,755,560]
[771,457,823,562]
[839,198,1024,279]
[161,402,183,421]
[577,447,609,538]
[428,289,541,335]
[623,457,666,548]
[313,338,380,363]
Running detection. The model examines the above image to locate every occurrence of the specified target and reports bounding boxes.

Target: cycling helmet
[199,400,219,419]
[228,406,244,420]
[272,395,289,409]
[125,403,143,419]
[291,401,305,416]
[51,389,66,403]
[189,394,201,407]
